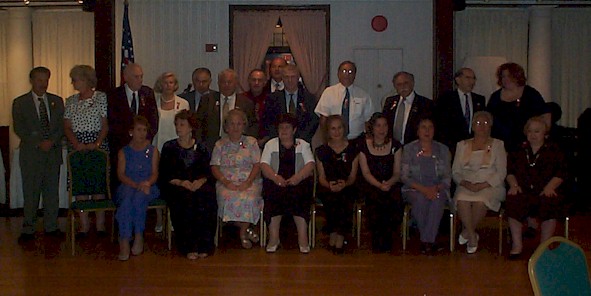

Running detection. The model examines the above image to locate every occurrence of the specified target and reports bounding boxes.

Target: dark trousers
[169,191,218,255]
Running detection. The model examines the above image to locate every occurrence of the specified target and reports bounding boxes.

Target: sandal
[241,237,252,249]
[187,252,199,260]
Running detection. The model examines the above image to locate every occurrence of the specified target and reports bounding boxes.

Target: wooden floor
[1,214,590,296]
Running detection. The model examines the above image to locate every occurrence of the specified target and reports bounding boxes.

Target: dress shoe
[508,252,522,260]
[186,252,199,260]
[131,236,144,255]
[299,245,310,254]
[334,247,344,255]
[240,237,253,249]
[75,232,89,240]
[96,230,108,238]
[197,253,209,259]
[458,233,469,245]
[18,233,35,243]
[467,234,479,254]
[246,228,259,243]
[154,225,163,233]
[266,241,280,253]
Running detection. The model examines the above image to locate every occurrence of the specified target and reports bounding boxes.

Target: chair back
[67,149,110,201]
[528,236,591,296]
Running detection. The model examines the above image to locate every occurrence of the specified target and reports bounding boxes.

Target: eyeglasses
[340,69,355,75]
[475,121,490,126]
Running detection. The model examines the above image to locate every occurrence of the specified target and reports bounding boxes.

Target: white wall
[116,0,433,98]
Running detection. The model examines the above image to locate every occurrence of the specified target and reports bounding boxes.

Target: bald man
[107,63,159,188]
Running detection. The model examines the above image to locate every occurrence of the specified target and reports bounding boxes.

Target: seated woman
[506,116,567,259]
[401,117,451,255]
[210,109,263,249]
[153,72,189,233]
[260,113,315,253]
[452,111,506,254]
[316,115,360,254]
[115,116,160,261]
[63,65,109,238]
[159,110,216,260]
[358,112,402,253]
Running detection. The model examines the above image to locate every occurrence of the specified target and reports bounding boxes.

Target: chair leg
[310,205,316,249]
[565,216,569,239]
[498,211,504,256]
[356,206,362,248]
[449,213,455,252]
[71,211,76,256]
[402,208,408,251]
[167,208,172,251]
[214,218,219,247]
[260,209,265,247]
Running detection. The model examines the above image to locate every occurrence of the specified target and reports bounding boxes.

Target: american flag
[120,1,134,85]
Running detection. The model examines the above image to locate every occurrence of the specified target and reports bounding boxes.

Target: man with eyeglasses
[434,67,485,154]
[315,60,375,142]
[180,67,217,113]
[383,71,434,145]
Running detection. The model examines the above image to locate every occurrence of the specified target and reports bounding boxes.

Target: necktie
[222,97,230,121]
[131,92,138,115]
[38,97,50,139]
[341,88,350,136]
[288,93,296,114]
[393,97,406,143]
[464,94,471,129]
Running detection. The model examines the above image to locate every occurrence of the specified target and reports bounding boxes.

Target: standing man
[266,57,287,93]
[243,69,268,146]
[434,68,485,153]
[13,67,65,241]
[107,63,159,188]
[383,71,434,145]
[196,69,258,152]
[179,67,216,112]
[315,60,375,141]
[263,64,319,143]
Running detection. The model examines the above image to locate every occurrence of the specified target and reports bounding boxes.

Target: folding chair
[147,198,172,250]
[402,204,455,251]
[528,236,591,296]
[67,149,116,256]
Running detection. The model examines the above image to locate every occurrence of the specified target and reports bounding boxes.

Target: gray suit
[12,91,64,234]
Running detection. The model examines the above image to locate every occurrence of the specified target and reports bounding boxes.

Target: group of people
[12,59,567,261]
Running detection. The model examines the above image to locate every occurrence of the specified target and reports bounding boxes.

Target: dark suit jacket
[12,92,64,167]
[434,90,485,152]
[195,92,258,152]
[179,89,217,112]
[382,93,434,144]
[262,88,319,143]
[107,85,159,157]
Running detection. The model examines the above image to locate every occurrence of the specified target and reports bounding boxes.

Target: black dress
[360,139,403,252]
[159,139,217,255]
[316,143,359,235]
[487,85,546,152]
[263,144,313,223]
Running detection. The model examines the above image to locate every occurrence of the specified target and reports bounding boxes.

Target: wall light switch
[206,44,218,52]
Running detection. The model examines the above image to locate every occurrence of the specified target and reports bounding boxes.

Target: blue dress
[115,144,160,239]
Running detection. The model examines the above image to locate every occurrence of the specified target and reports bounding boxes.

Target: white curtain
[552,9,591,127]
[232,11,278,92]
[281,10,327,98]
[454,8,529,81]
[0,11,9,126]
[32,9,94,99]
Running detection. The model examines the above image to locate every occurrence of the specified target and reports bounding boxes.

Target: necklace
[526,148,541,167]
[373,141,387,150]
[161,96,175,103]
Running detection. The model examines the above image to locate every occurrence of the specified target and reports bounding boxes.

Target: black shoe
[44,230,65,238]
[18,233,35,243]
[75,232,89,240]
[334,247,345,255]
[420,243,430,254]
[96,231,108,238]
[508,252,522,260]
[430,243,444,255]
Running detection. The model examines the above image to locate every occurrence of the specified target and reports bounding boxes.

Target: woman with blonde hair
[452,111,506,254]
